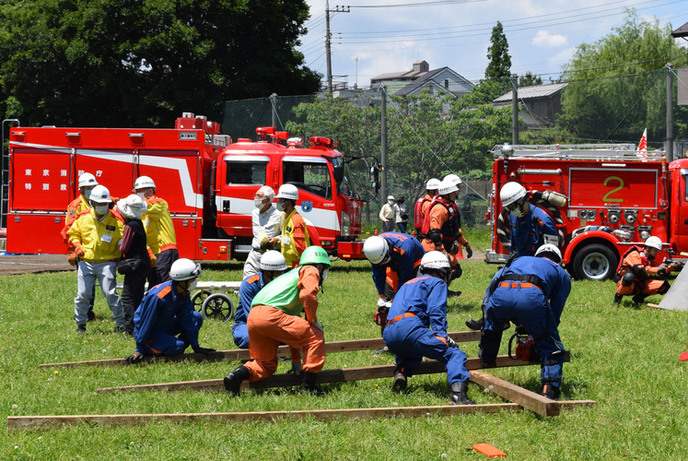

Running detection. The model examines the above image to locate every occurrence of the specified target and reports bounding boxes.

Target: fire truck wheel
[191,290,212,312]
[202,293,235,322]
[572,244,618,281]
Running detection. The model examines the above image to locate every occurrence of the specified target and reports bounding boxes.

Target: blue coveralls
[133,280,203,356]
[371,232,425,300]
[510,205,557,256]
[232,273,265,348]
[480,256,571,390]
[382,275,470,385]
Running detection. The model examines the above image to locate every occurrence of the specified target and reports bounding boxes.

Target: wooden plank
[39,330,482,369]
[8,403,520,430]
[96,352,570,394]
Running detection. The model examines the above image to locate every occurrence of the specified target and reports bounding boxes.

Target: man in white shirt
[243,186,283,279]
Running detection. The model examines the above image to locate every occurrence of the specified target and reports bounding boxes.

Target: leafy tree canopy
[0,0,321,127]
[485,21,511,81]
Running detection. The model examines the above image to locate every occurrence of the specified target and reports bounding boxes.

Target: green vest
[251,267,304,316]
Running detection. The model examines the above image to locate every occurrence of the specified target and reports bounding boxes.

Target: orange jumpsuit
[61,194,90,250]
[420,197,468,267]
[244,265,325,382]
[616,248,670,297]
[281,210,310,267]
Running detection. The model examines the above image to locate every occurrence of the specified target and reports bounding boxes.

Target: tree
[519,72,543,87]
[0,0,321,127]
[485,21,511,81]
[559,10,688,143]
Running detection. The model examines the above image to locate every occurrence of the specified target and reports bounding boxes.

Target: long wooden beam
[469,370,596,417]
[96,352,570,394]
[39,331,481,368]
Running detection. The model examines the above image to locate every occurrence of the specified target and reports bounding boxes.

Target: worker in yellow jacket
[67,185,125,333]
[276,184,310,267]
[134,176,179,286]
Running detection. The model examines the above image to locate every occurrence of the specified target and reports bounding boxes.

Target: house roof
[371,60,429,83]
[393,67,473,97]
[672,22,688,38]
[493,82,568,103]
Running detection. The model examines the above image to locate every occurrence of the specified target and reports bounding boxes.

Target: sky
[297,0,688,89]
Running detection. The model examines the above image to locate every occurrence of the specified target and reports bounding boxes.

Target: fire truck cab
[486,144,688,281]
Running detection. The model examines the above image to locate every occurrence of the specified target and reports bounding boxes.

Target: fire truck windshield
[283,158,332,199]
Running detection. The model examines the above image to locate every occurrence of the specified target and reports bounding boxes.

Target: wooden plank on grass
[8,403,520,430]
[39,330,482,368]
[96,352,570,394]
[469,369,595,416]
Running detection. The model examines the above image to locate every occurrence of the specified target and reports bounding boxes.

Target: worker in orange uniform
[134,176,178,286]
[276,184,310,268]
[413,178,440,238]
[614,236,678,305]
[420,179,470,288]
[61,172,99,321]
[443,174,472,260]
[223,246,331,395]
[67,185,125,333]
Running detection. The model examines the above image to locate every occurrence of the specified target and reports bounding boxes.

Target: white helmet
[443,174,463,187]
[89,185,111,204]
[134,175,156,190]
[363,236,390,265]
[535,244,562,264]
[387,195,395,201]
[276,184,299,200]
[420,251,451,273]
[78,173,98,189]
[116,194,147,220]
[426,178,441,191]
[500,182,527,207]
[260,250,288,272]
[644,236,663,251]
[170,258,202,281]
[438,180,458,196]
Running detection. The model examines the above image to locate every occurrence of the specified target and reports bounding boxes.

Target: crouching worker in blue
[126,258,216,363]
[479,244,571,400]
[232,250,288,348]
[382,251,475,405]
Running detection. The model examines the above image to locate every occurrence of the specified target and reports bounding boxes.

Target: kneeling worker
[383,251,474,405]
[479,244,571,400]
[232,250,289,348]
[224,246,331,395]
[126,258,216,363]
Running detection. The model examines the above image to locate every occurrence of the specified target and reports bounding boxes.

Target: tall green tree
[485,21,511,81]
[0,0,320,127]
[519,72,543,87]
[559,10,688,143]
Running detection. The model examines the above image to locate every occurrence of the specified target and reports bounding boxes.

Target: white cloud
[532,30,568,48]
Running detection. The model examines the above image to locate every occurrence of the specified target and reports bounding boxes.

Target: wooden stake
[39,331,481,368]
[96,352,570,394]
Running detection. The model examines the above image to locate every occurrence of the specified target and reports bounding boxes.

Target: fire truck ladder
[1,119,20,245]
[491,143,666,162]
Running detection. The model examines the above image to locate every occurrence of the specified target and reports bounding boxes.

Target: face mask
[188,280,198,291]
[94,204,109,215]
[510,207,524,218]
[136,192,147,200]
[83,189,92,200]
[277,201,286,211]
[254,198,264,209]
[321,267,329,281]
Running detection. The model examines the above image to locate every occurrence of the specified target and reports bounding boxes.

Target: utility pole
[270,93,278,128]
[325,2,349,94]
[380,85,388,202]
[511,73,519,145]
[666,63,674,161]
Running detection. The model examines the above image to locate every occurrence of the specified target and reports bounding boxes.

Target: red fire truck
[4,113,364,260]
[485,144,688,280]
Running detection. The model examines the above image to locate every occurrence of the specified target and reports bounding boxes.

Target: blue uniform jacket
[388,275,449,335]
[236,273,265,324]
[133,281,200,354]
[509,205,557,256]
[371,232,425,297]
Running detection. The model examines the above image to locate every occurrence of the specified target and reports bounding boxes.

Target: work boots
[465,317,484,330]
[450,381,475,405]
[542,383,561,400]
[302,372,323,395]
[391,372,407,393]
[223,365,250,395]
[612,293,623,305]
[632,294,646,305]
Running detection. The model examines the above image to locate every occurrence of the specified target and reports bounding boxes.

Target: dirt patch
[0,254,74,276]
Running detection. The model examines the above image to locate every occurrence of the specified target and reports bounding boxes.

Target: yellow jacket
[281,210,310,267]
[143,196,177,255]
[68,210,124,262]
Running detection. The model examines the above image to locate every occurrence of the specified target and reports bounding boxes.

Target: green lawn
[2,243,687,459]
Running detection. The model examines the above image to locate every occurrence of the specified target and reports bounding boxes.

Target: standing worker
[223,246,331,395]
[383,251,475,405]
[276,184,310,268]
[443,174,472,259]
[117,194,150,336]
[243,185,282,279]
[233,250,289,349]
[394,196,409,234]
[379,195,396,233]
[363,233,425,335]
[479,244,571,400]
[126,259,215,362]
[61,172,99,321]
[134,175,178,285]
[500,182,558,257]
[613,236,678,305]
[413,178,440,238]
[67,185,125,333]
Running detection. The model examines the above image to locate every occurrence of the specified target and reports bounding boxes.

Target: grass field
[2,228,688,459]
